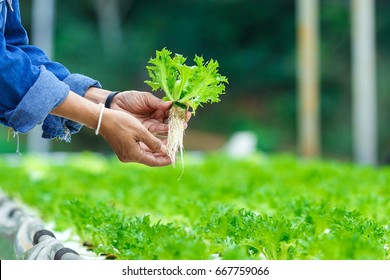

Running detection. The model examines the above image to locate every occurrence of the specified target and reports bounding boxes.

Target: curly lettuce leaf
[145,48,228,114]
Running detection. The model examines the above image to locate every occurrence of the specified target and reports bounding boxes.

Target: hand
[52,90,171,167]
[110,90,191,136]
[99,108,171,167]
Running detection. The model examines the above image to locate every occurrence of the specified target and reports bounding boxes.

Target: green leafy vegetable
[145,48,228,167]
[145,48,228,114]
[1,153,390,260]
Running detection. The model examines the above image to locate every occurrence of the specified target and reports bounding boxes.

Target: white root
[167,105,187,170]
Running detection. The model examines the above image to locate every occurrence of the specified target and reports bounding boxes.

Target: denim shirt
[0,0,102,141]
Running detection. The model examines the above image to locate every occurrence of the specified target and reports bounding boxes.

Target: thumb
[157,100,173,111]
[145,94,172,111]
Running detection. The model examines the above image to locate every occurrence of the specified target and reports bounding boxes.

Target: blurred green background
[1,0,389,163]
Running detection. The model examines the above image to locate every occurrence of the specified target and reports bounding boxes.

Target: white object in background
[297,0,320,158]
[225,131,257,158]
[27,0,56,154]
[351,0,377,165]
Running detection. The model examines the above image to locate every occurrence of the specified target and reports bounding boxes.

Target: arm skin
[84,87,191,134]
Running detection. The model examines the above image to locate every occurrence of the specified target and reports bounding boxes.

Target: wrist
[84,87,111,104]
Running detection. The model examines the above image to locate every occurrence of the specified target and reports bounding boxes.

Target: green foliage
[145,48,228,113]
[64,200,208,260]
[198,207,298,260]
[0,153,389,260]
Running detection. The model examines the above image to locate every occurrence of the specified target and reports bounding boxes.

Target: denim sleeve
[0,14,70,134]
[4,0,71,81]
[1,0,102,141]
[2,65,70,133]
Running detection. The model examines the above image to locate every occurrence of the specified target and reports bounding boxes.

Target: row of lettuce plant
[0,152,389,259]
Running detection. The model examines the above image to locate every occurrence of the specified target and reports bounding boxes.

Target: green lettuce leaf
[145,48,228,114]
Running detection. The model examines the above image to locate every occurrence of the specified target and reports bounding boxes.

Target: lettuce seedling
[145,48,228,167]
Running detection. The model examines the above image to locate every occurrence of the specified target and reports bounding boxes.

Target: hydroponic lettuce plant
[145,48,228,167]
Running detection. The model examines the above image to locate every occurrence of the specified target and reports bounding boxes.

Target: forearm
[50,91,101,130]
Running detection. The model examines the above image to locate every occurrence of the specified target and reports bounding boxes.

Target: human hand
[51,91,171,166]
[99,108,171,166]
[110,90,191,136]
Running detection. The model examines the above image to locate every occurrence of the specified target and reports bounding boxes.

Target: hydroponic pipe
[0,190,83,260]
[24,231,83,260]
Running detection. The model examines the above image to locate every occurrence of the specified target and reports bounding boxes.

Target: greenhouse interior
[1,0,389,261]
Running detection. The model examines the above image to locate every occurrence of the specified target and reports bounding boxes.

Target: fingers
[186,111,192,122]
[99,109,172,167]
[136,148,172,167]
[135,127,173,166]
[137,127,166,153]
[145,109,190,134]
[116,138,171,167]
[142,91,172,111]
[145,121,169,134]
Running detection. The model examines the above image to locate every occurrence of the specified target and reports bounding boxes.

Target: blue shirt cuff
[41,74,102,142]
[63,73,102,96]
[4,65,69,134]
